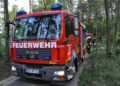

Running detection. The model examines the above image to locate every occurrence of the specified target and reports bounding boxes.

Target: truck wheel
[66,62,76,80]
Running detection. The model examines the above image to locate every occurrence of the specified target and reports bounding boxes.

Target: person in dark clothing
[86,38,92,54]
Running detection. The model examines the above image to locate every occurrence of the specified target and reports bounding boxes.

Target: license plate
[25,68,39,74]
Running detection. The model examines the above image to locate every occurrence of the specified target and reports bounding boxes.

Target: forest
[0,0,120,85]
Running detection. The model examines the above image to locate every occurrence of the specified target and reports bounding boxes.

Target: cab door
[65,16,74,60]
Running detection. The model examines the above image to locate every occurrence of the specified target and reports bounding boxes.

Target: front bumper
[12,62,66,81]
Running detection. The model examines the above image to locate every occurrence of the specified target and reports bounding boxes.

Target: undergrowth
[78,42,120,86]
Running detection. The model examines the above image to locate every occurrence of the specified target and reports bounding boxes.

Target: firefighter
[86,37,92,54]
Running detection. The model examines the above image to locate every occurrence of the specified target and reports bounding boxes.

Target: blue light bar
[44,56,51,60]
[51,5,62,10]
[16,11,27,16]
[17,56,20,59]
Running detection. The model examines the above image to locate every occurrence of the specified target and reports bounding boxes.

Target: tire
[66,62,76,80]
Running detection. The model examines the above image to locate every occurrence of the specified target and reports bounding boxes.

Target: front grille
[16,48,51,60]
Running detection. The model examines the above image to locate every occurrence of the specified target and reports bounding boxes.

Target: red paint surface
[10,10,86,65]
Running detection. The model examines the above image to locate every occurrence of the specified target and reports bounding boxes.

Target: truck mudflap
[12,62,67,81]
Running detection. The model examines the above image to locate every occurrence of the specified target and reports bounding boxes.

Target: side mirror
[73,17,79,30]
[5,20,14,39]
[5,20,10,27]
[5,20,10,39]
[5,20,15,27]
[73,17,79,36]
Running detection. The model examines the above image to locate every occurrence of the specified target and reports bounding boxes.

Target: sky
[9,0,30,12]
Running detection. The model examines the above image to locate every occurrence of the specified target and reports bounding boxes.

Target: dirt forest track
[0,54,90,86]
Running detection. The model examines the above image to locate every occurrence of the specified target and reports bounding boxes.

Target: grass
[0,35,11,81]
[0,61,11,80]
[78,42,120,86]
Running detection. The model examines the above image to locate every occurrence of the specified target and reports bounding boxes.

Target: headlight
[54,71,65,76]
[12,66,16,71]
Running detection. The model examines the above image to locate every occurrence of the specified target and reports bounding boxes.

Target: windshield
[13,14,61,41]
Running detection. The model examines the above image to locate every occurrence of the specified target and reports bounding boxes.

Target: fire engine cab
[8,5,86,81]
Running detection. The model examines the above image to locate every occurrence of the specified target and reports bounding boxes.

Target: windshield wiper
[17,38,27,41]
[37,38,50,42]
[15,37,52,41]
[14,38,26,41]
[27,37,37,40]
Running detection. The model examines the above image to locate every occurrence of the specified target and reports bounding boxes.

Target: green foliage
[85,18,106,40]
[33,0,73,11]
[0,37,11,80]
[114,47,120,56]
[0,33,6,61]
[114,22,120,44]
[9,5,18,21]
[78,42,120,86]
[33,0,57,11]
[9,5,26,21]
[86,21,95,32]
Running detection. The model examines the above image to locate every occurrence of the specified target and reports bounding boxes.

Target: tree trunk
[29,0,33,13]
[79,9,82,21]
[4,0,10,61]
[96,21,98,51]
[43,0,48,11]
[63,0,67,10]
[110,1,114,21]
[69,0,73,12]
[104,0,111,58]
[114,0,120,39]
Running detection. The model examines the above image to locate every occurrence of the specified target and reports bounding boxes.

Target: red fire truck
[8,5,86,81]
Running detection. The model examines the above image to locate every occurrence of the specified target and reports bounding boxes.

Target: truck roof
[15,10,69,19]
